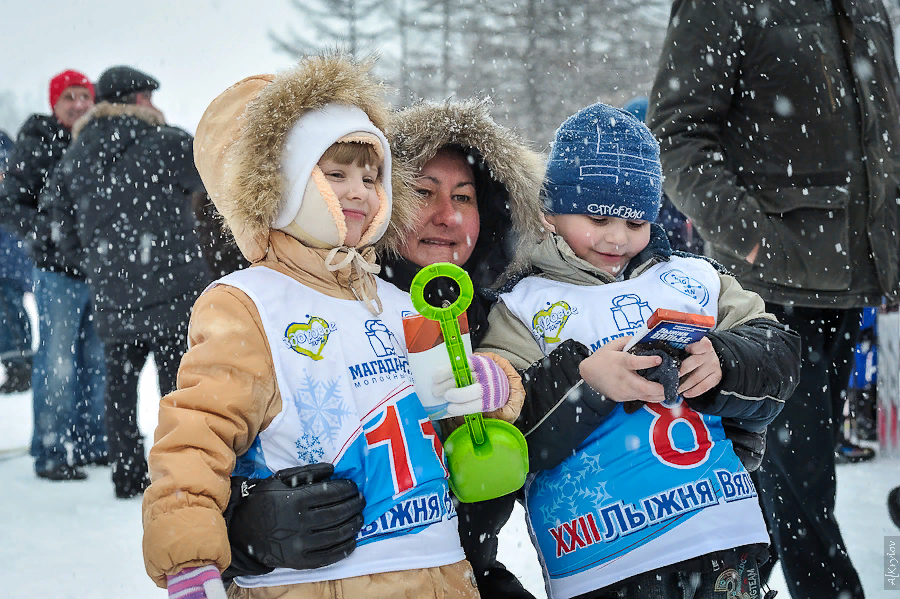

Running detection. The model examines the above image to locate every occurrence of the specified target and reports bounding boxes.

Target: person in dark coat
[647,2,900,596]
[0,70,108,481]
[191,190,246,278]
[44,65,210,499]
[0,129,34,394]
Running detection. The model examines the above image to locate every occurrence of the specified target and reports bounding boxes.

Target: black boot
[36,463,88,481]
[834,438,876,464]
[111,437,150,499]
[112,464,149,499]
[0,359,32,394]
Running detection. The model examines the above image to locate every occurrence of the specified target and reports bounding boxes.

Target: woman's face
[401,148,481,267]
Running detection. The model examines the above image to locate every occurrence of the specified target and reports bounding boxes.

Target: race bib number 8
[645,400,713,468]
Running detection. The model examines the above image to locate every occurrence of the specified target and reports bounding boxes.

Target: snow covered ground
[1,358,897,598]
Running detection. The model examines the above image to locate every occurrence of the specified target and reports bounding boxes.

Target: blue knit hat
[544,102,661,222]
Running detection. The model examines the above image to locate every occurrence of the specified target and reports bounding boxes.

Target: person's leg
[756,304,865,599]
[153,329,186,397]
[0,278,32,393]
[0,279,31,357]
[104,338,150,498]
[72,287,108,466]
[30,269,88,479]
[29,268,48,459]
[458,492,533,598]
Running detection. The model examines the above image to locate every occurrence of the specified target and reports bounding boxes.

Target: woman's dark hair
[441,145,514,289]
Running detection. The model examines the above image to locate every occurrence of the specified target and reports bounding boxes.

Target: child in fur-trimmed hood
[142,54,502,598]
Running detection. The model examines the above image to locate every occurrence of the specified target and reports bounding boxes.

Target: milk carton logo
[660,269,710,307]
[365,319,404,358]
[610,294,653,331]
[532,301,578,344]
[283,316,336,361]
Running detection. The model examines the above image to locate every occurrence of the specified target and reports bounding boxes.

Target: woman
[222,99,546,599]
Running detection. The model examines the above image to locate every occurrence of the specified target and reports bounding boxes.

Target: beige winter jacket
[142,231,522,587]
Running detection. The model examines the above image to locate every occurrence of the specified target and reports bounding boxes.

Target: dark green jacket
[648,0,900,307]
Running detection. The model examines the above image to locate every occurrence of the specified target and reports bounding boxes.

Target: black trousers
[457,491,535,599]
[104,330,185,496]
[580,546,766,599]
[755,304,864,599]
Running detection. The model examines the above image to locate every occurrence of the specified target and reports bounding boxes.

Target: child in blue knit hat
[478,102,800,598]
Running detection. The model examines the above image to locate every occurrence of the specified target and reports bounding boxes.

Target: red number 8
[645,401,713,468]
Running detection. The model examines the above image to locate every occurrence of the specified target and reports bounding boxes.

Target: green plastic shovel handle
[409,263,485,444]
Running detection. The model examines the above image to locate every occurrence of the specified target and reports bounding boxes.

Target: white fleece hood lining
[277,104,393,245]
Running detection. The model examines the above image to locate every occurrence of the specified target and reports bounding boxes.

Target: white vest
[501,256,768,598]
[215,267,463,588]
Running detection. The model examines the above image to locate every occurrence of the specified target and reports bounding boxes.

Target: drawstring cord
[325,246,383,316]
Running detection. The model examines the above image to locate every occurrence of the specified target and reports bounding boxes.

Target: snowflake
[290,371,354,446]
[586,481,611,506]
[537,491,568,526]
[295,433,325,463]
[577,450,604,474]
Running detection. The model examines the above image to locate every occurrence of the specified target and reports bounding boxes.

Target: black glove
[624,346,681,414]
[224,463,365,580]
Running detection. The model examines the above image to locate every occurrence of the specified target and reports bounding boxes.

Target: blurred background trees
[270,0,671,146]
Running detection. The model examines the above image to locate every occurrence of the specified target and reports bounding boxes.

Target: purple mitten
[166,565,227,599]
[432,354,511,416]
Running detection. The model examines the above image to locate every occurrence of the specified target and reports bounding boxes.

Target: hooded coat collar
[72,102,165,139]
[522,223,675,287]
[260,231,379,301]
[389,99,546,288]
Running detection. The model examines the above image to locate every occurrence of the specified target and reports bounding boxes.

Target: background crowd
[1,1,898,597]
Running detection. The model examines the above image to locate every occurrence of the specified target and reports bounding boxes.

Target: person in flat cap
[42,63,210,499]
[95,65,159,103]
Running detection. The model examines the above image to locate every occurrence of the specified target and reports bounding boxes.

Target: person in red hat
[0,69,108,482]
[48,69,94,130]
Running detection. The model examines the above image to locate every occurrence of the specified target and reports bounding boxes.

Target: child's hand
[578,337,667,404]
[677,336,722,398]
[432,354,510,416]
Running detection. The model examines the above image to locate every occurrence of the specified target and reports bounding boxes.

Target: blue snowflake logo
[295,433,325,463]
[290,372,354,447]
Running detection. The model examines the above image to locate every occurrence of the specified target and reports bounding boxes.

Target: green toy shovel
[409,263,528,503]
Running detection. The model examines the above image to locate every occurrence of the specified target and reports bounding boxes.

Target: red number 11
[364,403,448,497]
[365,404,415,496]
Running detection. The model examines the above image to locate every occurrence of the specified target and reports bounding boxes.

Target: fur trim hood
[71,102,165,139]
[194,53,418,263]
[389,99,546,278]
